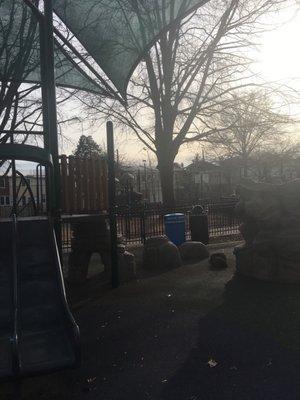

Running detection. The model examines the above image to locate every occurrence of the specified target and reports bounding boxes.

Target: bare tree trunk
[242,156,248,178]
[157,155,175,209]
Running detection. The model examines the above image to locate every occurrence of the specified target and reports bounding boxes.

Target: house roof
[185,159,220,173]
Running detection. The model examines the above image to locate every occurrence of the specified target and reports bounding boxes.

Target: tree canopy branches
[81,0,293,206]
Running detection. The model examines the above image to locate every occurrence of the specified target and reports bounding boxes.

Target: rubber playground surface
[1,246,300,400]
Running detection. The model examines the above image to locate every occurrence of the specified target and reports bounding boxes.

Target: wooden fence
[59,155,108,214]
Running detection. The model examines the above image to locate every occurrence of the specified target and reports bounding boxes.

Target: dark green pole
[10,130,17,216]
[40,0,61,245]
[107,121,119,288]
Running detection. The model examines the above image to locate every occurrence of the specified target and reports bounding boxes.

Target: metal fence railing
[61,217,72,254]
[115,202,241,244]
[60,201,242,253]
[206,202,240,238]
[116,205,192,244]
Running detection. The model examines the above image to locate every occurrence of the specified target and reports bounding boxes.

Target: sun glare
[259,7,300,82]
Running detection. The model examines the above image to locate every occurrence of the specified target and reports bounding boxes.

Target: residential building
[0,175,46,217]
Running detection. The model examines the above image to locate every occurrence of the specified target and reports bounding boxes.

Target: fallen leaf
[86,377,97,383]
[207,358,218,368]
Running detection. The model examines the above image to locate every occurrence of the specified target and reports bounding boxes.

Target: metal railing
[206,202,240,239]
[60,201,241,253]
[115,202,240,244]
[11,214,21,375]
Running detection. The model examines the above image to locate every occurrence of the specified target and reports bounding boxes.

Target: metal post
[200,173,203,200]
[143,160,147,201]
[137,169,141,192]
[140,208,146,244]
[10,132,17,216]
[40,0,61,247]
[107,121,119,288]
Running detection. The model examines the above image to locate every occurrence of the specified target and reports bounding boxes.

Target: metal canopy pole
[107,121,119,288]
[40,0,61,243]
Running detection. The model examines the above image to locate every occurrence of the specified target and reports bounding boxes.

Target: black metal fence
[61,201,241,253]
[206,202,240,239]
[116,201,241,244]
[61,216,73,254]
[116,204,191,244]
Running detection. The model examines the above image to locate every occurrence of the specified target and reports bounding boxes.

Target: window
[0,178,5,189]
[5,197,10,205]
[0,197,4,205]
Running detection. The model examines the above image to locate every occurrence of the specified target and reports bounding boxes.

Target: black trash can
[189,205,209,244]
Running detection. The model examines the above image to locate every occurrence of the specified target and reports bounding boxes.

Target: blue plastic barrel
[164,213,186,246]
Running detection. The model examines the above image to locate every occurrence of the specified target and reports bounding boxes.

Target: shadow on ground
[1,248,300,400]
[163,276,300,400]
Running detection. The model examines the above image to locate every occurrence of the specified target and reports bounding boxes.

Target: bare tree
[207,90,291,177]
[0,0,42,151]
[251,138,300,181]
[0,0,79,171]
[80,0,292,207]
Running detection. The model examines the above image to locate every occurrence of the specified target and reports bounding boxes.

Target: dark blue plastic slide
[0,216,80,380]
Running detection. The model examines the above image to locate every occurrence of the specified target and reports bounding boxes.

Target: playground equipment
[0,0,81,380]
[0,217,80,379]
[0,0,209,382]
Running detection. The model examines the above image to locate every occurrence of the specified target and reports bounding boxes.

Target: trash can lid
[164,213,185,222]
[191,205,205,215]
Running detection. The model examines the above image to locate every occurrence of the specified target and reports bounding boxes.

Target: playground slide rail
[0,216,80,381]
[47,218,81,369]
[11,214,21,376]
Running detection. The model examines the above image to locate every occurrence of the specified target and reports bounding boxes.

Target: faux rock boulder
[234,178,300,283]
[68,215,110,283]
[209,253,228,269]
[179,241,209,262]
[143,236,182,270]
[118,250,136,283]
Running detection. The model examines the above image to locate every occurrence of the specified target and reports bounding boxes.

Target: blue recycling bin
[164,213,186,246]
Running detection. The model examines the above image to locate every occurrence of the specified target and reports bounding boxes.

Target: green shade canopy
[53,0,209,97]
[0,0,209,98]
[0,0,108,94]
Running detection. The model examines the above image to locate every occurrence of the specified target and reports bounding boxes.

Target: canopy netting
[0,0,209,98]
[52,0,209,97]
[0,0,108,94]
